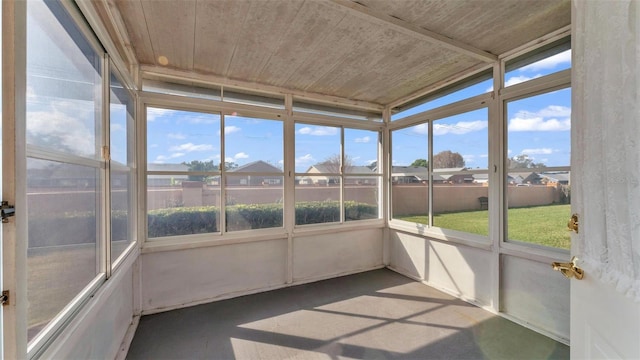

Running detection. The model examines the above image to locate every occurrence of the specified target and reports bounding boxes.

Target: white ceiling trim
[326,0,498,63]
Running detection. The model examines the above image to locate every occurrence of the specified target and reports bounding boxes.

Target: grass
[397,204,571,250]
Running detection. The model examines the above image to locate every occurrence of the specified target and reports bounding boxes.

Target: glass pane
[26,0,102,159]
[110,70,135,263]
[147,176,221,238]
[111,169,132,261]
[432,173,489,235]
[506,88,571,249]
[147,107,221,169]
[344,177,379,221]
[344,128,379,173]
[225,176,283,231]
[224,115,283,171]
[27,158,99,341]
[431,109,489,235]
[505,39,571,88]
[392,76,492,121]
[295,123,340,173]
[295,176,341,225]
[390,123,428,221]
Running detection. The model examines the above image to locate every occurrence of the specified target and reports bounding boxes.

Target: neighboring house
[508,171,542,185]
[147,163,189,186]
[301,164,376,185]
[433,167,471,184]
[390,166,428,184]
[540,171,570,186]
[227,160,283,186]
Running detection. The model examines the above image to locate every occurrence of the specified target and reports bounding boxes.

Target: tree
[432,150,465,169]
[410,159,428,168]
[508,154,546,169]
[320,154,354,174]
[183,160,217,181]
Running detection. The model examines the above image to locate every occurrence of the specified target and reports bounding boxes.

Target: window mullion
[220,114,227,233]
[428,121,433,227]
[102,54,111,278]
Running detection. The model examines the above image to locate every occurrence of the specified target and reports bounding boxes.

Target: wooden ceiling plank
[326,0,497,63]
[225,2,304,82]
[193,0,251,76]
[140,0,197,69]
[257,1,345,88]
[115,0,155,64]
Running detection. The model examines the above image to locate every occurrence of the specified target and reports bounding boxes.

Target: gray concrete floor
[127,269,569,359]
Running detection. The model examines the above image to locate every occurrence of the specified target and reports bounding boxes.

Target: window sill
[388,219,492,251]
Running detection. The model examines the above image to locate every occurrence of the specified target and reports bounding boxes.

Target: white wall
[140,228,385,314]
[387,230,570,341]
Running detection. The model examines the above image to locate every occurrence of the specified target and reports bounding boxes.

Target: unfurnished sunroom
[2,0,639,359]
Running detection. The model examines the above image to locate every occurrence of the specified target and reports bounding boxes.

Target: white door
[569,0,640,358]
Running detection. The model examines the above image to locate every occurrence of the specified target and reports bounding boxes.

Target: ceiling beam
[327,0,497,63]
[141,65,386,111]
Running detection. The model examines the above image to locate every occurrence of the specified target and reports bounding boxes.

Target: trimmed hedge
[28,201,378,245]
[148,201,378,237]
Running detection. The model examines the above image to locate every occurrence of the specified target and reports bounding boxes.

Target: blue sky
[146,50,571,173]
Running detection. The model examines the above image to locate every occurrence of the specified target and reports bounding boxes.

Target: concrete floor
[127,269,569,359]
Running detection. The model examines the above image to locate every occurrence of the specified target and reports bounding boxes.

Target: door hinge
[1,201,15,223]
[1,290,9,305]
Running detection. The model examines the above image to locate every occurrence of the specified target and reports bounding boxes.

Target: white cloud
[354,136,370,143]
[521,148,553,155]
[167,133,187,140]
[487,75,542,91]
[154,152,185,163]
[412,123,429,135]
[147,107,173,122]
[537,105,571,118]
[433,120,488,136]
[295,153,315,165]
[298,126,338,136]
[225,126,241,134]
[168,142,214,152]
[505,74,542,87]
[233,152,249,160]
[27,102,95,157]
[187,114,218,124]
[509,105,571,132]
[463,154,476,163]
[520,50,571,72]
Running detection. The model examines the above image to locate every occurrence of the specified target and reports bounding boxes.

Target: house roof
[307,164,374,174]
[91,0,570,109]
[230,160,282,173]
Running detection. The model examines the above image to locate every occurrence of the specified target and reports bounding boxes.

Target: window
[295,124,380,225]
[146,107,222,237]
[506,88,571,250]
[391,108,489,237]
[224,114,284,231]
[110,69,136,264]
[432,109,489,235]
[391,71,492,121]
[146,108,285,235]
[26,0,104,343]
[504,38,571,88]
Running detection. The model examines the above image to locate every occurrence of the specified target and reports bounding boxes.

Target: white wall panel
[293,229,383,281]
[425,240,492,307]
[388,230,492,307]
[40,257,135,359]
[141,239,288,313]
[501,255,570,341]
[388,230,426,279]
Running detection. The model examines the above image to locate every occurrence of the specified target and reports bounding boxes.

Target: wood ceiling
[92,0,571,109]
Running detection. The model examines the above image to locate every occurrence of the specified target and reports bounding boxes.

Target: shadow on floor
[127,269,568,359]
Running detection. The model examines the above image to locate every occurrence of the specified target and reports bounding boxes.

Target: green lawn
[397,204,571,249]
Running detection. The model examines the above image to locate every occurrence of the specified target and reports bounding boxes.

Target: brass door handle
[552,256,584,280]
